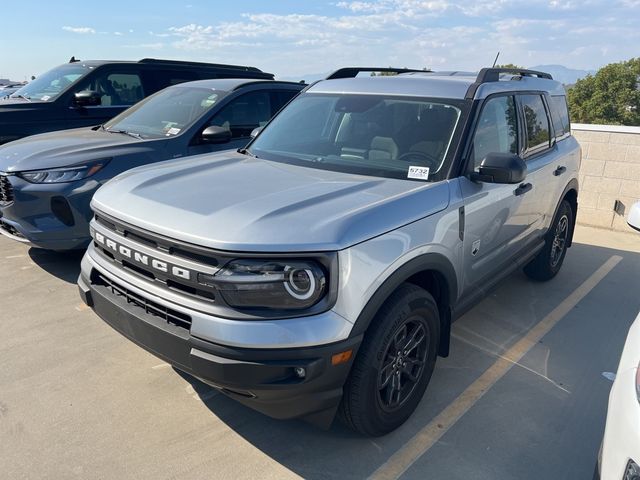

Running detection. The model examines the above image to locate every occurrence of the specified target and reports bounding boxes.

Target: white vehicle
[597,201,640,479]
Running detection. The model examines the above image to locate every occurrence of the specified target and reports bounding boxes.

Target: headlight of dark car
[19,160,109,184]
[199,259,327,310]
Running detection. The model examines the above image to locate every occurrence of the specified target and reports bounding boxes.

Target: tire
[339,283,440,436]
[524,199,573,281]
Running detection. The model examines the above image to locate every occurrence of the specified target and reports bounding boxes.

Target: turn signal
[331,350,353,366]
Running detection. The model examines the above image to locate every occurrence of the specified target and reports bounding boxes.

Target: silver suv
[78,67,580,436]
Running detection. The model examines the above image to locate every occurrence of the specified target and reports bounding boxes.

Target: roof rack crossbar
[138,58,263,73]
[326,67,430,80]
[465,67,553,99]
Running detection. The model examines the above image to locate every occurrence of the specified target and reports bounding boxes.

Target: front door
[460,94,535,291]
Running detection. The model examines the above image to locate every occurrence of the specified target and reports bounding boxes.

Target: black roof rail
[326,67,430,80]
[465,67,553,99]
[138,58,264,73]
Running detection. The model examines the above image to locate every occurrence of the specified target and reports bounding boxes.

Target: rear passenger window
[521,94,550,152]
[209,91,272,138]
[549,95,571,139]
[471,95,518,170]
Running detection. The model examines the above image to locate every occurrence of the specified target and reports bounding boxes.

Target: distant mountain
[528,65,595,85]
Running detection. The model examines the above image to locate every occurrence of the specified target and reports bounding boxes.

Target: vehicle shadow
[173,240,640,480]
[28,247,84,283]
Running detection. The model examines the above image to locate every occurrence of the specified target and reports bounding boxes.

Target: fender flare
[348,252,458,357]
[551,178,579,247]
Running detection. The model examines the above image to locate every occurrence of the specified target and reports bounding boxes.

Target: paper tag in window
[407,166,430,180]
[41,95,51,101]
[166,127,181,135]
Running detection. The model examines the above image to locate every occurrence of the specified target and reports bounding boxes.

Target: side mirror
[201,126,232,144]
[73,90,101,107]
[470,152,527,184]
[250,126,263,139]
[628,202,640,232]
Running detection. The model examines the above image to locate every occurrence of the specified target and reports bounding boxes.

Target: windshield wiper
[105,128,143,140]
[238,148,258,158]
[11,94,31,102]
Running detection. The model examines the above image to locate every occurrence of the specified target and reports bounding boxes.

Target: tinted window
[106,73,144,105]
[550,95,570,139]
[250,94,463,180]
[271,90,299,113]
[209,91,272,138]
[76,70,144,106]
[472,95,518,169]
[521,94,550,151]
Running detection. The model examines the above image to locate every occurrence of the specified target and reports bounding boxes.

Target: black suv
[0,58,273,144]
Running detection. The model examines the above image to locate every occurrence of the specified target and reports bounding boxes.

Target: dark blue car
[0,78,304,250]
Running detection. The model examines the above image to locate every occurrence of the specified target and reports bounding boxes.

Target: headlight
[201,259,327,310]
[19,160,109,184]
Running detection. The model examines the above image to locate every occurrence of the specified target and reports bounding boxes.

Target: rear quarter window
[549,95,571,139]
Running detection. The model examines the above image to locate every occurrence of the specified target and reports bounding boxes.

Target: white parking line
[369,255,622,480]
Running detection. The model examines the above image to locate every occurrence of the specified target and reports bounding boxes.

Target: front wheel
[339,284,440,436]
[524,199,573,281]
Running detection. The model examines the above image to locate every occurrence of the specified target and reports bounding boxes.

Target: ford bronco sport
[78,67,580,436]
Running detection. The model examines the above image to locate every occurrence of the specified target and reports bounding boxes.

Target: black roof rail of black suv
[465,67,553,99]
[326,67,431,80]
[138,58,265,73]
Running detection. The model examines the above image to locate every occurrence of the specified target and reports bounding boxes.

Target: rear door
[517,93,557,234]
[459,94,533,289]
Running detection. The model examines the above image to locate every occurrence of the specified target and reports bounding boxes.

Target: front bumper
[78,254,361,426]
[0,174,98,250]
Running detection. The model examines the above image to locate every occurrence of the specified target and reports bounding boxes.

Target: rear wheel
[339,284,440,436]
[524,199,573,281]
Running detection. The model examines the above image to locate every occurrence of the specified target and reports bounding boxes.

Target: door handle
[514,183,532,196]
[553,166,567,176]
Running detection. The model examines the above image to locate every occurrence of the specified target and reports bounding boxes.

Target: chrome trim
[83,249,354,349]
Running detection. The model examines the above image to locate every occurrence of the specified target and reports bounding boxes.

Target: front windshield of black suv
[104,85,227,139]
[249,93,464,181]
[11,64,89,101]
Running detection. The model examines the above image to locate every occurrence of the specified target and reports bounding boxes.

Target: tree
[567,58,640,126]
[495,63,524,69]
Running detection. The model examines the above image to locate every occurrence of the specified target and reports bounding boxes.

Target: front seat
[369,136,398,162]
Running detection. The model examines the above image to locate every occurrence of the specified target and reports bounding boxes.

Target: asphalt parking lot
[1,225,639,480]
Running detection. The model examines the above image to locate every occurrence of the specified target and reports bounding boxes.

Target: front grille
[91,269,192,330]
[0,175,14,205]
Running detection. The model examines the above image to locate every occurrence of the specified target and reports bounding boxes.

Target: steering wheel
[398,151,439,168]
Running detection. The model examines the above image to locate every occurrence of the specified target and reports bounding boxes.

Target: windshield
[104,86,227,138]
[11,64,89,101]
[249,94,463,181]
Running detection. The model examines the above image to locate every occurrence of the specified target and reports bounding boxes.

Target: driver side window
[472,95,518,170]
[209,91,271,139]
[76,71,144,106]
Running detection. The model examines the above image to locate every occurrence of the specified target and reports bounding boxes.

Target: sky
[2,0,639,81]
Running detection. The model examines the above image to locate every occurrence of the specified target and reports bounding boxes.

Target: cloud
[62,26,96,34]
[114,31,123,36]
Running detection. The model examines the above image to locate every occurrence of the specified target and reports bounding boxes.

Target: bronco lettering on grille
[94,231,192,280]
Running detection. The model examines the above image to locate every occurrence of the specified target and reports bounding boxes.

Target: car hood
[0,128,162,172]
[92,151,451,252]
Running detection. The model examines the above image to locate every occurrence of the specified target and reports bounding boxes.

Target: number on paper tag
[407,166,430,180]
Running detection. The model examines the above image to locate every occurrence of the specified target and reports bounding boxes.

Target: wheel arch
[554,178,579,247]
[349,253,458,358]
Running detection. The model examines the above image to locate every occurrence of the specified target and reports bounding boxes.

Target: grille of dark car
[0,175,14,205]
[91,269,192,330]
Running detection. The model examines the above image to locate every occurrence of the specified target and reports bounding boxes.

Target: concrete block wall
[572,123,640,234]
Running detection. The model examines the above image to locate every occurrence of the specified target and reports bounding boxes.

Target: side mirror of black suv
[470,152,527,184]
[201,126,232,144]
[73,90,102,107]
